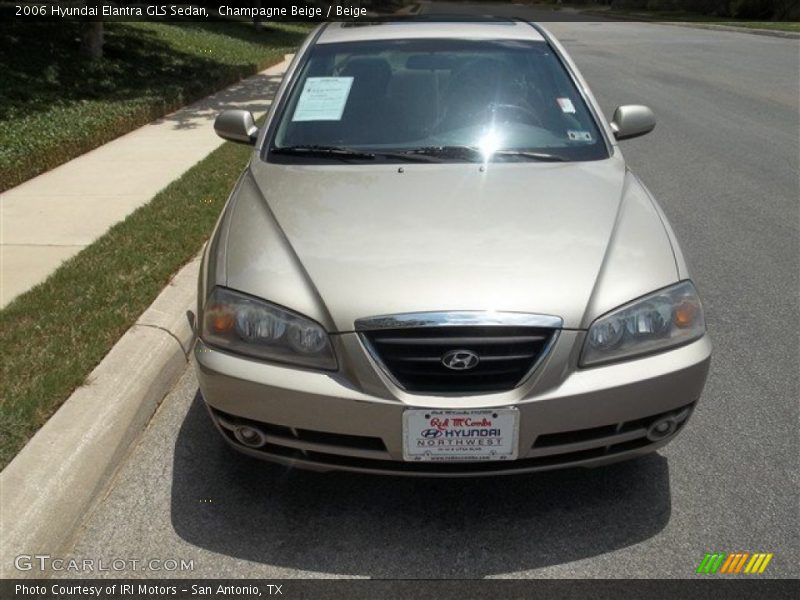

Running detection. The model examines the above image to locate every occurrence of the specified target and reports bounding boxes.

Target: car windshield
[269,38,608,163]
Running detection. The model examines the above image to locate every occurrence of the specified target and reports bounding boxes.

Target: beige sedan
[193,18,711,476]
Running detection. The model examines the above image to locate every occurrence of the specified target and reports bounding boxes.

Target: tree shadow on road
[170,392,671,577]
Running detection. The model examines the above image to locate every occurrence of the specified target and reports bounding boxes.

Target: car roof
[317,19,546,45]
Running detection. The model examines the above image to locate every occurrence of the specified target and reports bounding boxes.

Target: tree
[253,0,263,31]
[81,17,103,59]
[81,1,103,60]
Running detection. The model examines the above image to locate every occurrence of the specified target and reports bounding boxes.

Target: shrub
[728,0,777,18]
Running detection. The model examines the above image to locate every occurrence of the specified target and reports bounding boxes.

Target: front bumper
[194,330,711,476]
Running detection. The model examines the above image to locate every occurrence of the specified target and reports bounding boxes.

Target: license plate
[403,408,519,462]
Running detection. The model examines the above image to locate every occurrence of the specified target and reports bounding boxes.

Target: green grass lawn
[704,20,799,32]
[610,10,799,31]
[570,5,800,32]
[0,15,310,191]
[0,137,254,470]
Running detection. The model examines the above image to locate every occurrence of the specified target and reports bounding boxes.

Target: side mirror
[214,110,258,145]
[610,105,656,141]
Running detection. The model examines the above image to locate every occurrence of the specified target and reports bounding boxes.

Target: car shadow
[170,391,671,577]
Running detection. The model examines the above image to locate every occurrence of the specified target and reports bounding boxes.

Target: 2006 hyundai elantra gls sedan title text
[193,19,711,476]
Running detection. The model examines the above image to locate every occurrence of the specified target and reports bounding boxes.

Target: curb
[657,21,800,39]
[0,254,200,578]
[580,10,800,39]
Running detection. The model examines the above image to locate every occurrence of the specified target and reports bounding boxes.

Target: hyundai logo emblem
[441,349,480,371]
[421,428,442,438]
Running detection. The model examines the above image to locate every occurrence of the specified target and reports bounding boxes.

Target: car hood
[223,156,679,331]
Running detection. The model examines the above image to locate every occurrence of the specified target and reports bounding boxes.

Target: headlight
[581,281,705,367]
[201,287,336,370]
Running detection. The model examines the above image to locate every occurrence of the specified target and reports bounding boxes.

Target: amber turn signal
[207,304,235,333]
[673,299,698,328]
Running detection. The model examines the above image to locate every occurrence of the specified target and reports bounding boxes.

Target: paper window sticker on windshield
[292,77,354,122]
[557,97,576,114]
[568,130,593,142]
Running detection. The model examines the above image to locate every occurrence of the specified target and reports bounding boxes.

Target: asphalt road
[64,10,799,579]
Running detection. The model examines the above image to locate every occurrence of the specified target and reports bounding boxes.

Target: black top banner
[7,1,418,22]
[7,0,797,23]
[0,0,636,22]
[8,1,383,21]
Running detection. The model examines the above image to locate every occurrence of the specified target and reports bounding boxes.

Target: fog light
[234,425,267,448]
[646,417,677,441]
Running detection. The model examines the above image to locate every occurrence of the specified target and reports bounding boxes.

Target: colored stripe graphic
[697,553,726,574]
[730,553,749,573]
[744,553,774,574]
[719,553,736,573]
[697,552,773,574]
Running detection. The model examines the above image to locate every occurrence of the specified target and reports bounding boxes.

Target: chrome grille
[361,326,556,393]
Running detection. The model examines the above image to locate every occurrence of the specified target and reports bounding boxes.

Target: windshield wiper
[270,145,376,160]
[400,145,483,160]
[271,145,569,163]
[493,150,568,162]
[398,146,568,162]
[273,145,447,163]
[370,151,444,163]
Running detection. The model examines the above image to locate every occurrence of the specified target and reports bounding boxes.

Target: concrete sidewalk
[0,55,293,309]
